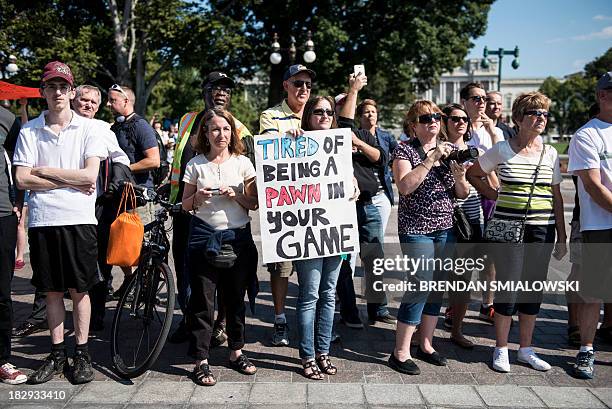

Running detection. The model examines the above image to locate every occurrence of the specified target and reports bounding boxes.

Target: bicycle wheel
[110,262,176,378]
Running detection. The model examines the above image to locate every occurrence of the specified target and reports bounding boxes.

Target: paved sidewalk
[5,252,612,408]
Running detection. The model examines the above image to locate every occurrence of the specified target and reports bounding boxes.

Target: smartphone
[353,64,365,77]
[209,188,220,196]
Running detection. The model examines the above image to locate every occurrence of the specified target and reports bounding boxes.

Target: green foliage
[584,47,611,80]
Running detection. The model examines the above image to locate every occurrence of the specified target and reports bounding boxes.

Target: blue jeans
[397,229,455,326]
[295,256,342,360]
[372,191,392,236]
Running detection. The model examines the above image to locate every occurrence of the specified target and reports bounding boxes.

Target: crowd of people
[0,60,610,388]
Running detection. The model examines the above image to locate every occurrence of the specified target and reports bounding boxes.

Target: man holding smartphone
[259,64,316,346]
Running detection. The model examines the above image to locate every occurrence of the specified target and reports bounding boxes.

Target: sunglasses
[209,85,232,94]
[312,108,334,117]
[109,84,129,99]
[417,112,442,124]
[291,80,312,89]
[468,95,490,103]
[448,115,469,124]
[524,110,551,118]
[42,84,72,94]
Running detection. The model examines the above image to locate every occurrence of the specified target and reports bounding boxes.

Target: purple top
[392,141,456,235]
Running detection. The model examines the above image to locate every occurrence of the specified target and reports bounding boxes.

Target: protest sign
[255,128,359,263]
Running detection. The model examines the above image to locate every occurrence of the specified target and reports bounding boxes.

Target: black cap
[596,71,612,92]
[202,71,235,89]
[283,64,316,81]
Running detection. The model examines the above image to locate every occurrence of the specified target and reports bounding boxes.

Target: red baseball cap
[41,61,74,86]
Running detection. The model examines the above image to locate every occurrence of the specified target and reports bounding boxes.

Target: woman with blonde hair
[467,92,567,373]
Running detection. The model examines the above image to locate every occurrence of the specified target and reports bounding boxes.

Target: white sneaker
[492,347,510,372]
[517,347,551,371]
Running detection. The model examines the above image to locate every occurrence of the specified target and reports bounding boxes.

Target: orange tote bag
[106,183,144,266]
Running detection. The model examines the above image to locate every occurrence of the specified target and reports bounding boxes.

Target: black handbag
[453,206,473,241]
[483,146,547,243]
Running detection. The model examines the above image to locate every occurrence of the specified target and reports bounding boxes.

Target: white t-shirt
[183,154,256,229]
[13,111,107,227]
[568,118,612,231]
[468,126,504,152]
[95,118,130,167]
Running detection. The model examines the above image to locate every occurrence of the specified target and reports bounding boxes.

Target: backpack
[113,114,169,188]
[152,131,169,187]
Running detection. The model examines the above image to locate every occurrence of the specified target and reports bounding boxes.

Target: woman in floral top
[388,100,469,375]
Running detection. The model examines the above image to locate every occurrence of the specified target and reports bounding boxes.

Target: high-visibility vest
[169,111,198,203]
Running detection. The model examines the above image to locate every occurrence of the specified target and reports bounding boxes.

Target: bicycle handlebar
[125,182,181,212]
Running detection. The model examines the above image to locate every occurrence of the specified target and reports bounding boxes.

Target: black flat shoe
[388,353,420,375]
[416,347,447,366]
[12,321,47,338]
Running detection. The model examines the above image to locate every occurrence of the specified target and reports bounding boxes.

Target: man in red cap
[13,61,107,384]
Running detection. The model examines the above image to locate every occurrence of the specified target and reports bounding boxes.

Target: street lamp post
[480,46,519,90]
[269,30,316,66]
[0,53,19,80]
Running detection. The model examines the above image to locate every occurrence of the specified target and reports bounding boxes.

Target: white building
[418,58,547,122]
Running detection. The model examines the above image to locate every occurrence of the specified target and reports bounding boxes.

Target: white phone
[353,64,365,77]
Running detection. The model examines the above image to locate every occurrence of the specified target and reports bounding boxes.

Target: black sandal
[194,363,216,386]
[229,354,257,375]
[302,359,324,380]
[316,354,337,375]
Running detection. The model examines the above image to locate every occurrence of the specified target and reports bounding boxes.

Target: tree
[584,47,612,80]
[218,0,494,107]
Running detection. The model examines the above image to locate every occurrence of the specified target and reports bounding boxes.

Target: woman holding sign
[292,95,362,380]
[389,100,470,375]
[181,108,259,386]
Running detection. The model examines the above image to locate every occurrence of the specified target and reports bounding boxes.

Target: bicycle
[110,183,180,378]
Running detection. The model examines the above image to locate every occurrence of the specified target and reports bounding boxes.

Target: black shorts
[580,228,612,301]
[29,224,100,293]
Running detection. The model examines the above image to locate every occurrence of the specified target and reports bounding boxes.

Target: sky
[466,0,611,79]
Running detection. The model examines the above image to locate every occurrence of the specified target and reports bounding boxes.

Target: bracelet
[420,162,431,171]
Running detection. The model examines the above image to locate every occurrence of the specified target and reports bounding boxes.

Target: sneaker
[340,315,364,329]
[28,353,68,384]
[573,350,595,379]
[443,307,453,329]
[12,321,47,338]
[271,322,289,346]
[369,313,397,325]
[492,347,510,373]
[0,363,27,385]
[517,347,551,371]
[71,350,94,384]
[210,325,228,348]
[479,304,495,323]
[14,259,25,270]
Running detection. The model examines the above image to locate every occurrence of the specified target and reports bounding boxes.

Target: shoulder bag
[483,146,547,243]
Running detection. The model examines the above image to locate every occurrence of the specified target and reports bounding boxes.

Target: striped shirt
[259,99,301,134]
[479,141,562,225]
[456,185,483,224]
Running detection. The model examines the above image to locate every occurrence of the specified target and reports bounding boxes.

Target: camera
[445,147,479,164]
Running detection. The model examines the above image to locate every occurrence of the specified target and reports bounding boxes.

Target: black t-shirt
[0,106,20,216]
[111,114,158,187]
[337,116,386,202]
[572,176,580,223]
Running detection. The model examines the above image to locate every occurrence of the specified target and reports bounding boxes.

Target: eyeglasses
[312,108,334,117]
[417,113,442,124]
[524,110,551,118]
[42,84,72,94]
[209,85,232,95]
[109,84,129,99]
[468,95,490,103]
[448,115,469,124]
[291,80,312,89]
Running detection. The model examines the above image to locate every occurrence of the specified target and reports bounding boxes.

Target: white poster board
[255,128,360,263]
